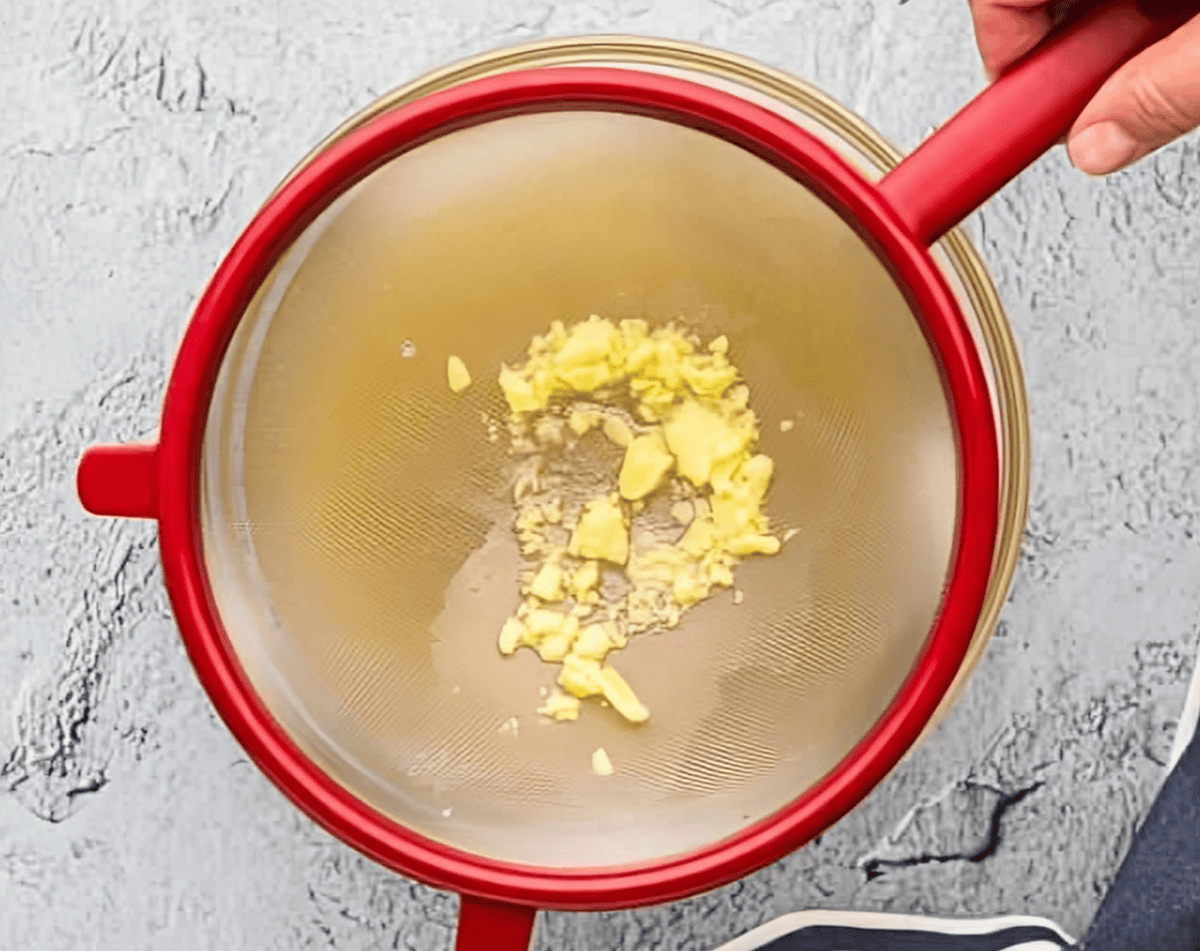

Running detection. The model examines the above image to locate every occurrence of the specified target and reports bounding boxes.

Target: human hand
[968,0,1200,174]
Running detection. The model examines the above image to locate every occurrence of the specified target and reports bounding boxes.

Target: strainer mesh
[202,110,958,868]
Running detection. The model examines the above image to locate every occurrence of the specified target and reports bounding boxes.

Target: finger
[1067,12,1200,175]
[969,0,1061,79]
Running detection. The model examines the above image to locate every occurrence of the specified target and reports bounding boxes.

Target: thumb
[1067,12,1200,175]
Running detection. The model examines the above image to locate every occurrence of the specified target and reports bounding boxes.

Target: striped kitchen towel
[714,912,1074,950]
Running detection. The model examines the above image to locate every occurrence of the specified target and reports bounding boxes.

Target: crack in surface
[64,771,110,801]
[861,782,1045,880]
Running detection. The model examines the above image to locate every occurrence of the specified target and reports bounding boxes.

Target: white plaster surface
[3,0,1200,947]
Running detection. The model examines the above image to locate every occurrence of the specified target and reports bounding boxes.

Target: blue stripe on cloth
[753,924,1073,950]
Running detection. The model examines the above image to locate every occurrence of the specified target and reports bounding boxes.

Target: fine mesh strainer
[75,2,1191,947]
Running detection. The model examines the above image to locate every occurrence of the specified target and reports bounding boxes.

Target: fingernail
[1068,121,1141,176]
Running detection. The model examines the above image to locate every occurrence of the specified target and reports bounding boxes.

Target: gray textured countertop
[4,1,1200,948]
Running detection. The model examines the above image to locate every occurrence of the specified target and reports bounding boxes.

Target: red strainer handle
[77,443,159,519]
[456,896,537,950]
[879,0,1199,246]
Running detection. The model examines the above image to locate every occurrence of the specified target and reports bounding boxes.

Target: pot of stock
[75,1,1190,946]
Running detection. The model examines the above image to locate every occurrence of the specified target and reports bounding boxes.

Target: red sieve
[75,1,1194,947]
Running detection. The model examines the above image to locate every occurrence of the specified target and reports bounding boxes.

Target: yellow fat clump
[447,355,472,393]
[592,747,614,776]
[570,560,600,602]
[538,690,582,721]
[618,430,674,501]
[568,493,629,565]
[527,561,566,602]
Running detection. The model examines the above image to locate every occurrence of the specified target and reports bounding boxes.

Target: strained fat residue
[491,316,785,726]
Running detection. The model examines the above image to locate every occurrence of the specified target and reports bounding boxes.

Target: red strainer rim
[152,66,998,909]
